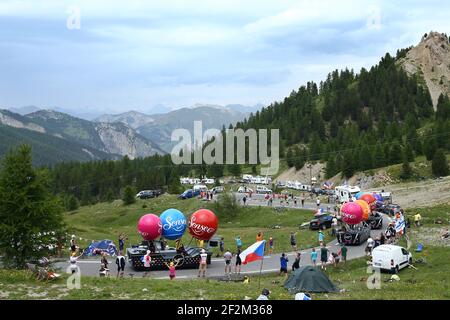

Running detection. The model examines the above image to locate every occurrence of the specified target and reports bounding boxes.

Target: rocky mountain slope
[0,109,164,161]
[398,31,450,107]
[96,104,252,153]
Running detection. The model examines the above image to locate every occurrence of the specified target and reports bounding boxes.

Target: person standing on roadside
[224,249,233,277]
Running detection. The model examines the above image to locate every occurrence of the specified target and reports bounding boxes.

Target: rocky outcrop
[0,110,46,133]
[94,122,164,159]
[399,31,450,108]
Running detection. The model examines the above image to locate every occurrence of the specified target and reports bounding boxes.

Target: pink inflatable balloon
[341,202,364,225]
[137,214,162,240]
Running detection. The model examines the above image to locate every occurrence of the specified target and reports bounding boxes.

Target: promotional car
[367,212,383,229]
[336,225,371,245]
[127,240,212,271]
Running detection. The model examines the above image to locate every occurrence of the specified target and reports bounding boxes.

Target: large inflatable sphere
[160,208,187,240]
[355,200,370,221]
[355,192,364,200]
[188,209,218,241]
[360,193,377,209]
[137,214,162,241]
[341,202,363,225]
[373,193,383,202]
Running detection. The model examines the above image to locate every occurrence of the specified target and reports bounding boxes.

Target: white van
[335,185,360,203]
[372,245,412,273]
[193,184,208,192]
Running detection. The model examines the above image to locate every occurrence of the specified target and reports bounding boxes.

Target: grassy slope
[1,244,448,300]
[64,195,329,255]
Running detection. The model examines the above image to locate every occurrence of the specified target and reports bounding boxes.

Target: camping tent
[83,240,118,257]
[284,266,339,293]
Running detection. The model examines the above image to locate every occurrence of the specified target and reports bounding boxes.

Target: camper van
[242,174,253,183]
[372,245,412,273]
[335,185,360,203]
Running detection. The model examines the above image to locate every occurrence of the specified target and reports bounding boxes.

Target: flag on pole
[395,214,405,235]
[240,240,266,265]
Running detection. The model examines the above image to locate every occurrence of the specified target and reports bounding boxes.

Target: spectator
[235,236,242,250]
[318,230,325,244]
[332,252,340,267]
[279,253,289,278]
[310,248,318,266]
[118,233,128,253]
[290,232,298,251]
[257,288,270,300]
[320,244,329,271]
[366,237,374,256]
[268,237,274,254]
[292,252,301,271]
[164,260,180,280]
[414,213,422,227]
[235,248,242,274]
[115,251,126,278]
[219,237,225,257]
[197,249,208,278]
[316,198,321,208]
[224,250,233,277]
[242,196,247,206]
[339,244,347,263]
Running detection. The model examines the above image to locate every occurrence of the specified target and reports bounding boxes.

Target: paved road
[56,195,390,279]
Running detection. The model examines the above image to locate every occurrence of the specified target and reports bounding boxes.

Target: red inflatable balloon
[188,209,218,241]
[341,202,363,225]
[360,193,376,210]
[137,214,162,241]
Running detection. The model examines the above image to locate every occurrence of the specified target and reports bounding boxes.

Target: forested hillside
[237,52,450,178]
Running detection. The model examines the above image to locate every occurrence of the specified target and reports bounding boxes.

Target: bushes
[122,185,136,205]
[213,192,240,219]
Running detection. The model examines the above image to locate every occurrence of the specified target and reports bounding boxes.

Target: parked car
[371,245,412,273]
[136,190,159,199]
[256,186,272,194]
[336,225,371,246]
[309,214,333,230]
[378,204,403,217]
[210,186,224,194]
[178,189,200,199]
[237,186,253,193]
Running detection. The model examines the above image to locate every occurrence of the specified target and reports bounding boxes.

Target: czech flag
[240,240,266,265]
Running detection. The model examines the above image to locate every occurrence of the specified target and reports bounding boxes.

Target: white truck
[335,185,360,203]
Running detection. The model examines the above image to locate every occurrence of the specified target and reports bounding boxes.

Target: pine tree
[167,171,182,194]
[400,151,413,180]
[0,145,65,268]
[122,185,136,205]
[423,136,438,161]
[325,156,337,179]
[403,144,415,162]
[388,142,403,165]
[432,149,449,177]
[286,148,294,168]
[67,194,80,211]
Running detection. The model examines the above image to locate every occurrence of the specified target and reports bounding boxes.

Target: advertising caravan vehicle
[335,185,361,203]
[372,245,412,273]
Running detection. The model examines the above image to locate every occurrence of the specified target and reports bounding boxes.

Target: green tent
[284,266,340,293]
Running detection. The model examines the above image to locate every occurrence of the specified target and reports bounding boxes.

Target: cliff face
[94,122,164,159]
[399,31,450,108]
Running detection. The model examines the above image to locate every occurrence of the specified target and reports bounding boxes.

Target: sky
[0,0,449,115]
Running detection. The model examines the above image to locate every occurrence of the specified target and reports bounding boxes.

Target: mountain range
[95,104,258,152]
[0,104,259,165]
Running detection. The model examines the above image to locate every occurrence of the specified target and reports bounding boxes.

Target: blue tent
[83,240,118,256]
